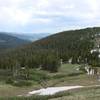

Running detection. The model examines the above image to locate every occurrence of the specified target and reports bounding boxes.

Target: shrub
[68,72,83,77]
[6,77,14,84]
[13,80,32,87]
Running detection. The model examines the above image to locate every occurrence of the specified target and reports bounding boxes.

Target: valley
[0,33,30,51]
[1,0,100,99]
[0,27,100,99]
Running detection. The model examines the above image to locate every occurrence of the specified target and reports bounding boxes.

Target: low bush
[67,72,83,77]
[5,77,13,84]
[12,80,32,87]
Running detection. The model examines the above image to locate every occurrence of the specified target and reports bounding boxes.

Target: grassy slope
[47,64,100,87]
[1,86,100,100]
[0,64,100,99]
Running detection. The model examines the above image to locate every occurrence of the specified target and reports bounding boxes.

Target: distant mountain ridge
[0,32,30,50]
[9,33,50,41]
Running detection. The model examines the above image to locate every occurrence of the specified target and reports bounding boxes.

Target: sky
[0,0,100,34]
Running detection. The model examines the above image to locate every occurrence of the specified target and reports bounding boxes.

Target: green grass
[0,63,100,98]
[46,64,100,87]
[1,86,100,100]
[0,84,41,97]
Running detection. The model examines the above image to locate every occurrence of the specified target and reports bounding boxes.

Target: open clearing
[0,64,100,99]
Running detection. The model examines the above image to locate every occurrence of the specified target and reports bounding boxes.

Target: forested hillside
[10,27,100,62]
[0,27,100,73]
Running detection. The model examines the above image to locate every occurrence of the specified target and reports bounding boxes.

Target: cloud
[0,0,100,33]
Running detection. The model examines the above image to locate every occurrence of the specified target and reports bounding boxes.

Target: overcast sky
[0,0,100,34]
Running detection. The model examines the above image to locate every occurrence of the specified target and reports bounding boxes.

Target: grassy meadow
[0,64,100,99]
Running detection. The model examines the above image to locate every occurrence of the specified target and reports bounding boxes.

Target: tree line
[0,27,100,76]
